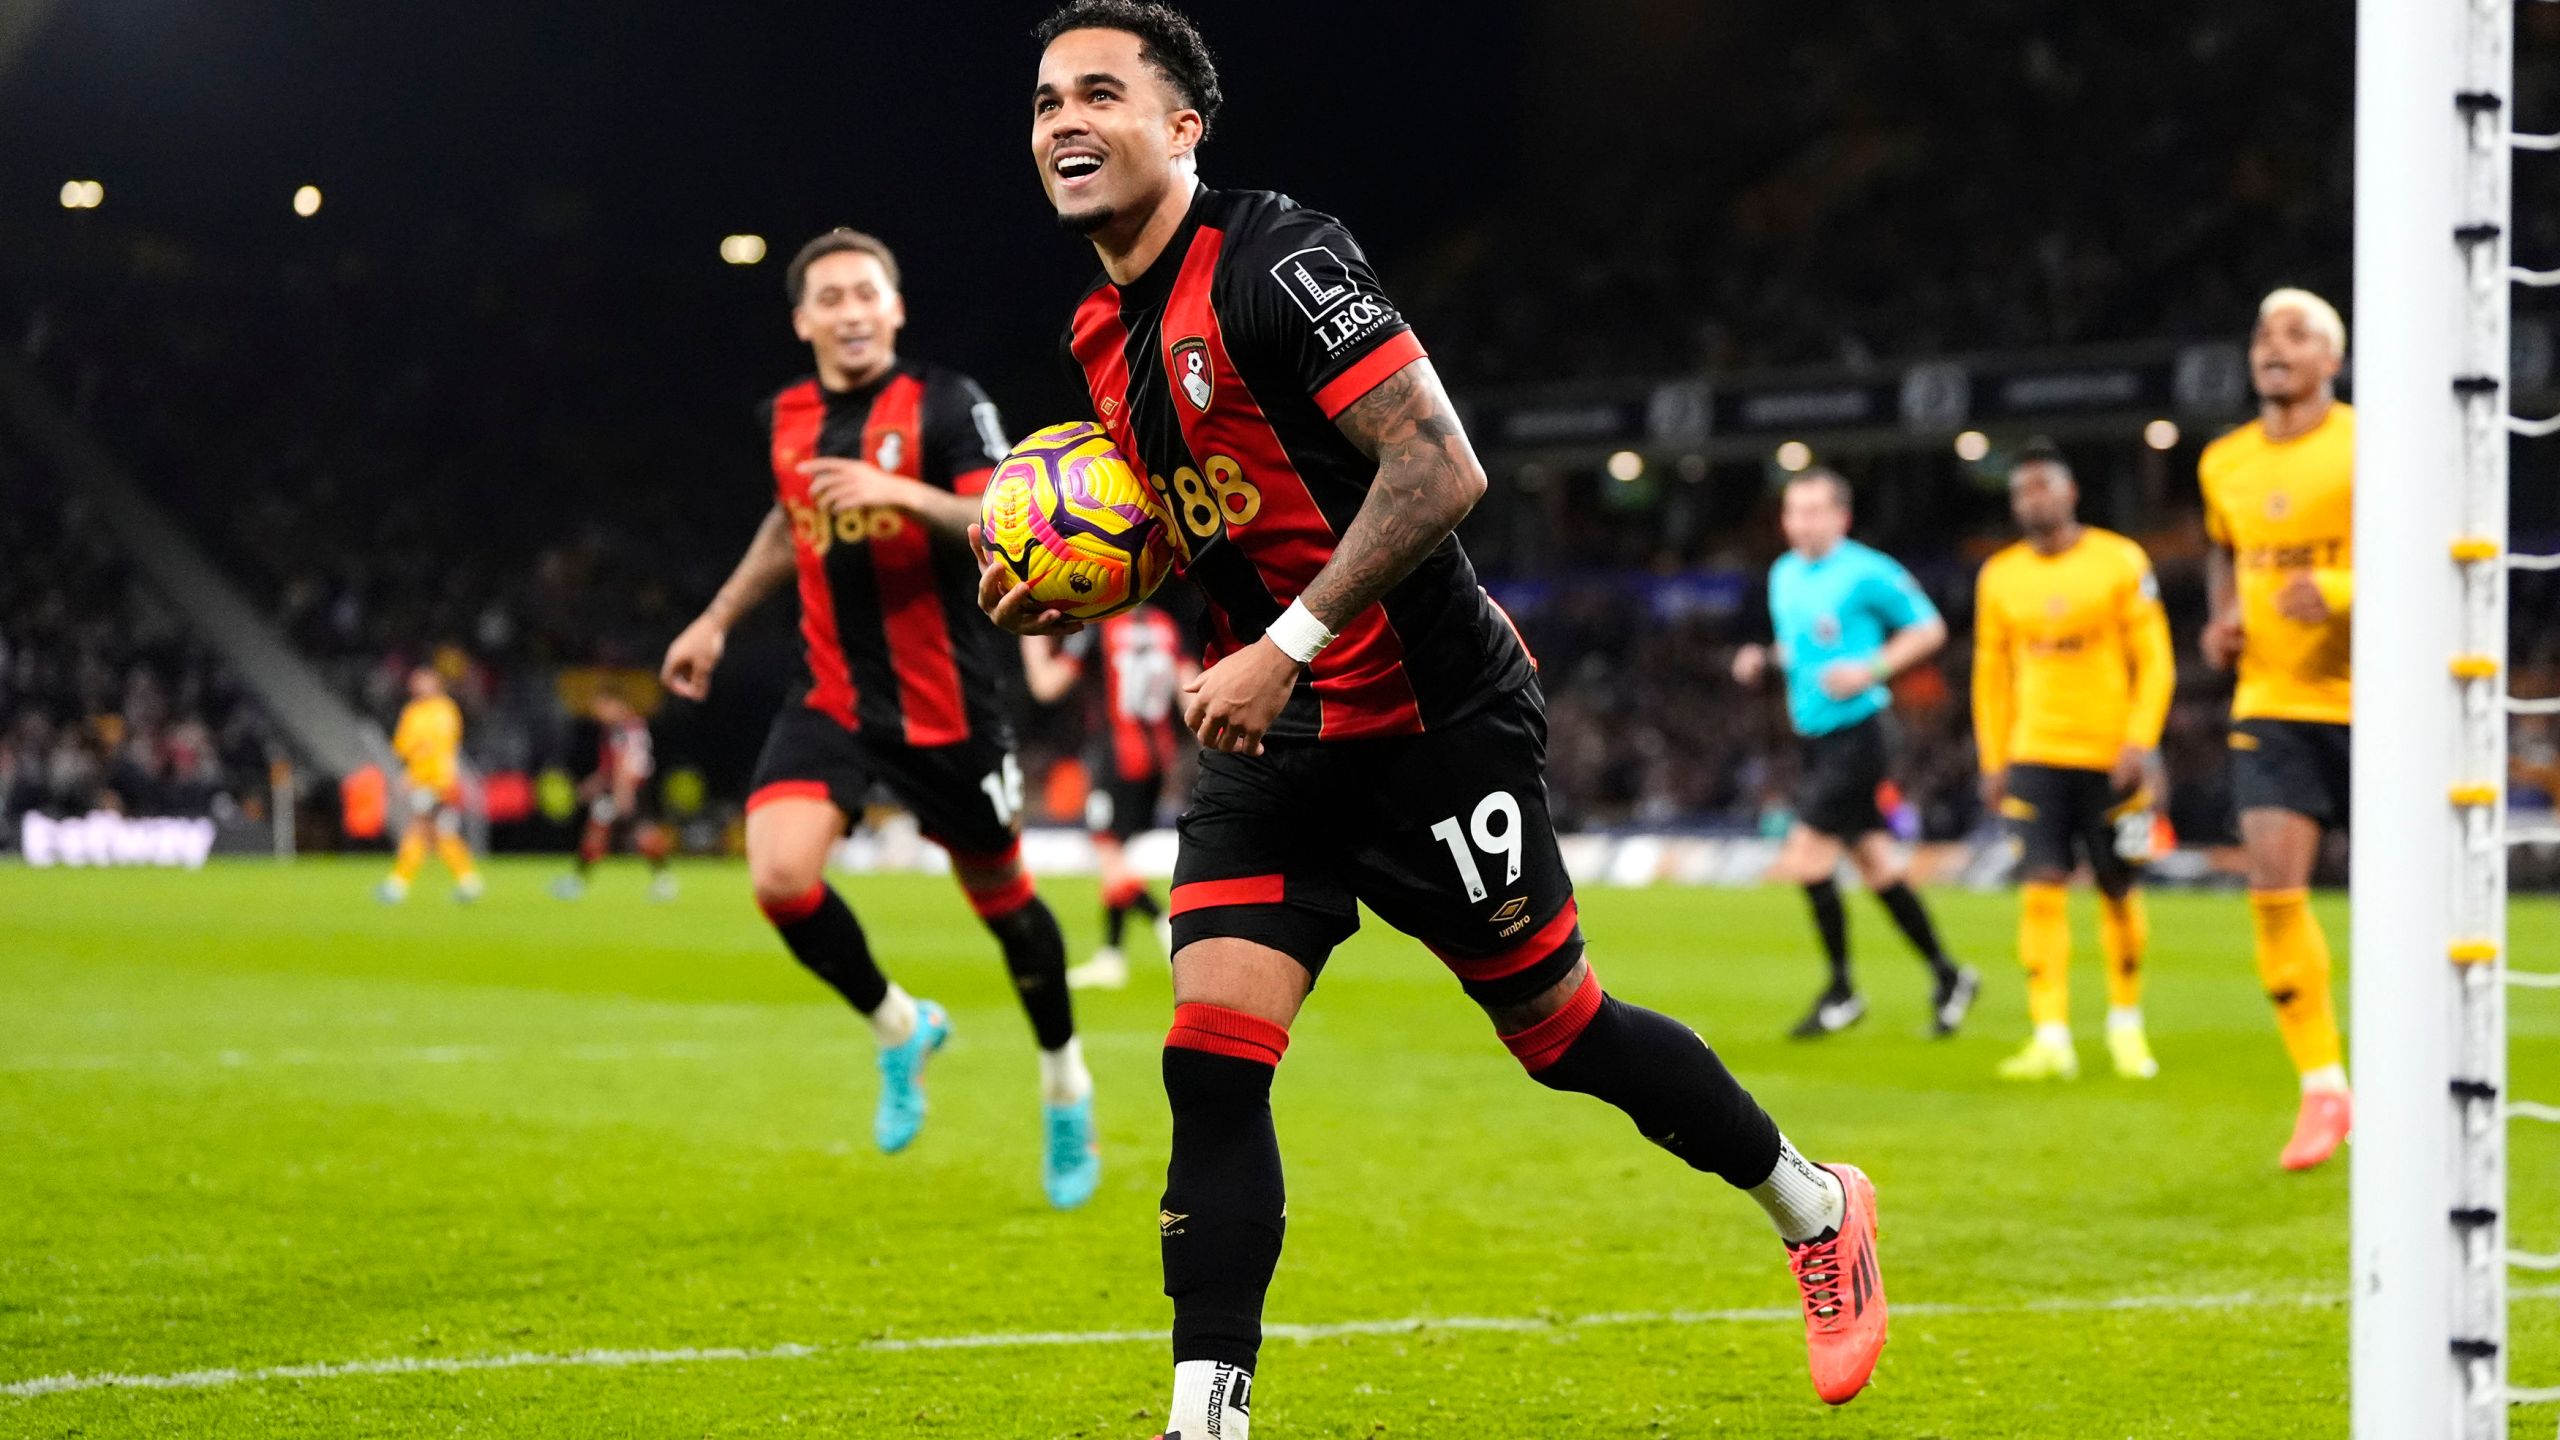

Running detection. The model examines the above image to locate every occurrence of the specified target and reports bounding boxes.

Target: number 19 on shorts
[1430,790,1523,902]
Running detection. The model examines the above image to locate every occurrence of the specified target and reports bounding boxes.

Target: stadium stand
[0,436,280,827]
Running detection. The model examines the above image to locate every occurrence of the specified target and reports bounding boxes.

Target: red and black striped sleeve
[1220,200,1427,420]
[921,370,1011,496]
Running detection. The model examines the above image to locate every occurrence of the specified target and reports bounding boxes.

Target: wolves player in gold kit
[377,667,483,903]
[1974,443,2173,1082]
[2199,288,2355,1170]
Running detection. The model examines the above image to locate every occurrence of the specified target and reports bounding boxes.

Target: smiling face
[791,250,904,389]
[1032,26,1201,241]
[2249,304,2342,408]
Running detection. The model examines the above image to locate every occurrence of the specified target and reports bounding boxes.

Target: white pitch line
[14,1284,2560,1399]
[1,1344,818,1399]
[0,1040,738,1074]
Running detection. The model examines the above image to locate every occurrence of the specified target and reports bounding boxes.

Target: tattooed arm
[1177,357,1485,754]
[1295,358,1488,629]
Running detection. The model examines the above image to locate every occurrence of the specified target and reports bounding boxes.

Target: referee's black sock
[1803,878,1854,994]
[1875,881,1957,980]
[760,882,888,1014]
[1163,1005,1291,1371]
[1507,968,1783,1188]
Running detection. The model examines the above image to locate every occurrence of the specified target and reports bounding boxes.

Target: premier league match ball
[979,421,1178,622]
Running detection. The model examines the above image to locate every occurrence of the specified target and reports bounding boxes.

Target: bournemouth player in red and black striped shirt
[661,228,1099,1210]
[1022,603,1195,990]
[986,6,1891,1429]
[554,692,675,902]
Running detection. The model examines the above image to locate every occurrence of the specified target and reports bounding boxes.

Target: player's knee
[1777,845,1828,886]
[2245,853,2311,892]
[1495,962,1607,1081]
[748,853,825,915]
[1164,1003,1290,1096]
[953,844,1036,919]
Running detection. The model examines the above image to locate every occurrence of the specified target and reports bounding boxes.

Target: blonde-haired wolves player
[2199,287,2354,1170]
[1974,442,2173,1082]
[377,666,484,903]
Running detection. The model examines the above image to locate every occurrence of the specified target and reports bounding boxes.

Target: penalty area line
[14,1284,2559,1398]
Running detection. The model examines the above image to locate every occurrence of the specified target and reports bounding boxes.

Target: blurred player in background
[1972,443,2173,1082]
[660,227,1098,1209]
[377,666,483,904]
[2199,287,2355,1171]
[553,693,676,903]
[1733,470,1977,1040]
[995,7,1892,1431]
[1021,604,1193,990]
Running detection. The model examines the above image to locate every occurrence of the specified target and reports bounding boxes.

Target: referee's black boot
[1931,965,1981,1037]
[1790,987,1866,1040]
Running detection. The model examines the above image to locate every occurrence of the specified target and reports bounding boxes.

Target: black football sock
[1129,888,1163,919]
[761,883,887,1014]
[1104,901,1132,949]
[983,896,1076,1050]
[1508,970,1783,1188]
[1803,878,1853,993]
[1163,1006,1290,1371]
[1875,881,1958,980]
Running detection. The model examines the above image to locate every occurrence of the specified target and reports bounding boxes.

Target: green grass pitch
[4,858,2557,1438]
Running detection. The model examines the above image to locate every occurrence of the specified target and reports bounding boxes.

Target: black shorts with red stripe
[748,699,1020,859]
[1168,682,1582,1008]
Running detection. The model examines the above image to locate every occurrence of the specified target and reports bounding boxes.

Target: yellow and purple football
[979,421,1177,622]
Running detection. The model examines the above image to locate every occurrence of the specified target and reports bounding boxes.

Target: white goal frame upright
[2352,0,2560,1434]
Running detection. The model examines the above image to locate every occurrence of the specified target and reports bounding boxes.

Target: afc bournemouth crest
[1171,337,1213,411]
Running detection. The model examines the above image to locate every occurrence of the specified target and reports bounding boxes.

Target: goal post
[2350,0,2513,1433]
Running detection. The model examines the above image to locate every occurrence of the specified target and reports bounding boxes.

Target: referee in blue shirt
[1733,469,1979,1038]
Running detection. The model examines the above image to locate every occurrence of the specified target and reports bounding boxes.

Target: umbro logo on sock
[1160,1208,1189,1236]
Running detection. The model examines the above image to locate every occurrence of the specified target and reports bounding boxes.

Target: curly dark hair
[1034,1,1223,139]
[2013,437,2072,474]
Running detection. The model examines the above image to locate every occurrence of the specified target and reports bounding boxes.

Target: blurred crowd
[1408,4,2560,386]
[19,232,734,677]
[0,447,280,822]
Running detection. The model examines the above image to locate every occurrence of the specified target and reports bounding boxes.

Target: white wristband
[1264,598,1335,664]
